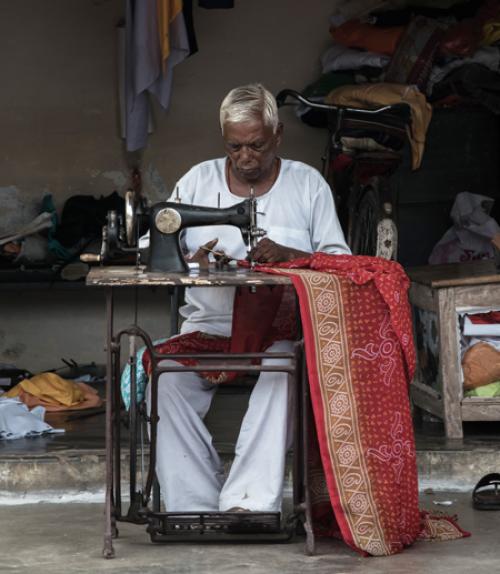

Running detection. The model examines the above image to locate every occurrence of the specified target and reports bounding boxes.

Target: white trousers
[146,340,294,512]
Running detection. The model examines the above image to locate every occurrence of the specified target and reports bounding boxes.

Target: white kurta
[147,158,350,512]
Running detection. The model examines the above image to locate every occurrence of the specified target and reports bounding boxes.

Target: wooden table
[408,260,500,439]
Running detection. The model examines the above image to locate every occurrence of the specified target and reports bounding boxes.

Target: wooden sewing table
[87,265,313,558]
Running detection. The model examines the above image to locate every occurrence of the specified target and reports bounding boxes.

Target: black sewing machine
[81,189,265,272]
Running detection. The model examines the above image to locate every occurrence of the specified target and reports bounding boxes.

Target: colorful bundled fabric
[384,16,446,92]
[330,20,406,56]
[4,372,102,412]
[143,253,469,555]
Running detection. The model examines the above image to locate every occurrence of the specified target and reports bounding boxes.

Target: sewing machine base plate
[146,511,295,543]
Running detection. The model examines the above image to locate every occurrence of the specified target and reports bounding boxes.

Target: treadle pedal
[147,511,287,543]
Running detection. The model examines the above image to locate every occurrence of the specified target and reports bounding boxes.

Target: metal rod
[153,351,296,360]
[145,369,160,503]
[113,338,122,518]
[129,334,138,512]
[169,286,180,336]
[301,354,315,556]
[292,341,303,512]
[154,364,296,374]
[103,287,115,559]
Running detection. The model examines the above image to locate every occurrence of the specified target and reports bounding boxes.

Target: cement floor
[2,386,500,499]
[0,493,497,574]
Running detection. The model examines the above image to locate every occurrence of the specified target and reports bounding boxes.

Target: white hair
[219,83,279,133]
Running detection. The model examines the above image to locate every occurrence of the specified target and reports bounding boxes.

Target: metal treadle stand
[86,266,316,558]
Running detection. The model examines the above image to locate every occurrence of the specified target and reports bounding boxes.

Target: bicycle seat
[340,104,411,130]
[276,89,410,152]
[276,89,411,125]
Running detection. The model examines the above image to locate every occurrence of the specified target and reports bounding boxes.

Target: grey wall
[0,0,335,372]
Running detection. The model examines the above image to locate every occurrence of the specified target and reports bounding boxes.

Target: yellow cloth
[325,83,432,170]
[5,372,85,407]
[482,19,500,46]
[157,0,183,65]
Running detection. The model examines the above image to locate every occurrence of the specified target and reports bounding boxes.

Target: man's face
[223,118,282,183]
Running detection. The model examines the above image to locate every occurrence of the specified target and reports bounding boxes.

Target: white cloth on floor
[0,398,64,440]
[147,340,294,512]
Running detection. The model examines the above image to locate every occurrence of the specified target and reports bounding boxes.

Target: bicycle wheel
[350,185,380,256]
[350,180,398,259]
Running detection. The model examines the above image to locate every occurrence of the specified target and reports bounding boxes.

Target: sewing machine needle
[200,245,234,262]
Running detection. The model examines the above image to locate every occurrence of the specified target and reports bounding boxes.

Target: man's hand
[185,238,219,269]
[248,238,308,264]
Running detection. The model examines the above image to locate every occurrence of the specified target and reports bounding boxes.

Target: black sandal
[472,473,500,510]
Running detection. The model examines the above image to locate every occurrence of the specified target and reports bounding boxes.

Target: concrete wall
[0,0,334,372]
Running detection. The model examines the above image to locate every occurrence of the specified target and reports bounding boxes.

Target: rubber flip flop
[472,473,500,510]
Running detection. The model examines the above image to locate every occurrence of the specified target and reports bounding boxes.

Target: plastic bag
[429,192,500,264]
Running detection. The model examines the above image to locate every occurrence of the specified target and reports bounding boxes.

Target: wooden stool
[408,260,500,439]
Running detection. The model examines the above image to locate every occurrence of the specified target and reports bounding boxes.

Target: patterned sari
[144,253,468,555]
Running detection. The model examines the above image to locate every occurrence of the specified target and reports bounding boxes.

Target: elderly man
[148,83,350,513]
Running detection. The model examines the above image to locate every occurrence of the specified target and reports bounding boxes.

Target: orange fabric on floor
[5,372,102,411]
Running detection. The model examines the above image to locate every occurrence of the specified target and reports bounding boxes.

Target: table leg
[301,350,315,556]
[438,288,464,439]
[103,287,116,558]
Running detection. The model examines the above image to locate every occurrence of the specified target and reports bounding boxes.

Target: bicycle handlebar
[276,88,409,117]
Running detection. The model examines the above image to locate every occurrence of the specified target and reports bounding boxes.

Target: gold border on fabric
[286,269,390,555]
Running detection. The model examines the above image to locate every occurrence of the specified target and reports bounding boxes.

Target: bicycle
[276,89,412,259]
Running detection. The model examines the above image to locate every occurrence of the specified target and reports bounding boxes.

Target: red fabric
[256,254,419,554]
[144,253,468,555]
[142,286,297,382]
[468,311,500,324]
[261,253,415,381]
[143,332,234,384]
[254,254,467,555]
[230,285,298,353]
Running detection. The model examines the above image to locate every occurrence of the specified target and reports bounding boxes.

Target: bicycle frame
[276,89,411,259]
